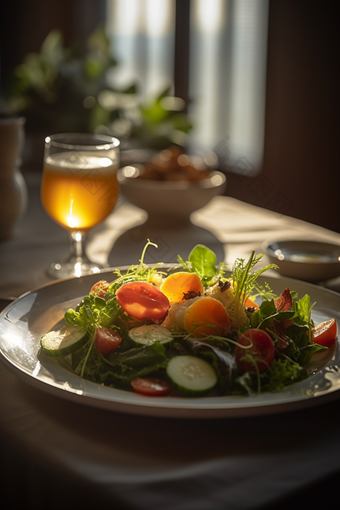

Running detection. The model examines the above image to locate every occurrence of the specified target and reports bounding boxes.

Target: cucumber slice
[40,326,88,357]
[166,355,217,396]
[129,324,173,346]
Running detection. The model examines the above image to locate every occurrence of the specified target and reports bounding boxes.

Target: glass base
[47,259,106,279]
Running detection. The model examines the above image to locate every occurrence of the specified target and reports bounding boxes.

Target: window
[106,0,175,98]
[106,0,269,175]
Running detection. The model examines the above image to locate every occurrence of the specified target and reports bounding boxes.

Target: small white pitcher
[0,116,28,239]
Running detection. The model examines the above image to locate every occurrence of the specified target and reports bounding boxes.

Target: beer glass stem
[46,230,102,279]
[69,231,87,262]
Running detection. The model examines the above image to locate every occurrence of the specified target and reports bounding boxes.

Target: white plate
[0,267,339,419]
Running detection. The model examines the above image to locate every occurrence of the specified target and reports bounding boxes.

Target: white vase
[0,116,28,240]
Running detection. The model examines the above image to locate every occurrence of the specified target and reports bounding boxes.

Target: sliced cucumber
[40,325,88,357]
[166,355,217,396]
[128,324,173,346]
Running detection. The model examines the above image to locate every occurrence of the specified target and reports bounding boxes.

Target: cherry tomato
[312,319,337,348]
[131,377,172,396]
[235,329,275,373]
[91,280,110,297]
[116,281,170,322]
[95,326,122,354]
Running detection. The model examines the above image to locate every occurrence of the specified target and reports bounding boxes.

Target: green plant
[5,28,192,150]
[6,28,116,133]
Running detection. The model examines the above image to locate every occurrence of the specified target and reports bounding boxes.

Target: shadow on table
[107,219,225,267]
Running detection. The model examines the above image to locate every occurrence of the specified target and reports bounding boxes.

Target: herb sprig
[108,240,166,294]
[232,250,279,304]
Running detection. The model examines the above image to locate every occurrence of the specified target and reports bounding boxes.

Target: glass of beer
[41,133,120,279]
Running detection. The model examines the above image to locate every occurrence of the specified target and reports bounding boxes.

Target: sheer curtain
[105,0,269,174]
[106,0,175,99]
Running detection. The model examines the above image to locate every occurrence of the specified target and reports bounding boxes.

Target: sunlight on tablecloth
[87,195,340,273]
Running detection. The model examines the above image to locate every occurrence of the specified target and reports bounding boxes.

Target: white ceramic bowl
[262,239,340,283]
[117,165,227,225]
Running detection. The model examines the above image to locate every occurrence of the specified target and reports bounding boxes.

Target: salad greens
[41,241,333,397]
[64,240,162,331]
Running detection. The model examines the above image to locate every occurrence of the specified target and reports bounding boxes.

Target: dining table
[1,168,340,510]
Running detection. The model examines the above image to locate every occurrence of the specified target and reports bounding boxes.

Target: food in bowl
[117,147,226,224]
[130,145,212,182]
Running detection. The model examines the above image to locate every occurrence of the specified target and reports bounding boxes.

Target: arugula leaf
[292,293,315,327]
[177,244,228,286]
[250,300,295,329]
[189,245,217,278]
[284,323,326,366]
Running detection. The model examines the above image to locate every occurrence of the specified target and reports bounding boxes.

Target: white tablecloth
[2,173,340,299]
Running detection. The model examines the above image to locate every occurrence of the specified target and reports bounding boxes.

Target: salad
[40,241,338,397]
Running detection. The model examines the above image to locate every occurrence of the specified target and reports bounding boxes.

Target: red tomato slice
[235,329,275,373]
[131,377,172,396]
[95,326,122,354]
[312,319,337,348]
[116,281,170,321]
[91,280,110,297]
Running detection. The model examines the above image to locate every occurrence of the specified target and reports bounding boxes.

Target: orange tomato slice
[312,318,337,348]
[184,296,230,338]
[161,272,204,303]
[244,297,259,310]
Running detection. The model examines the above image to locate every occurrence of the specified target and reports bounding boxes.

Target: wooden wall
[226,0,340,233]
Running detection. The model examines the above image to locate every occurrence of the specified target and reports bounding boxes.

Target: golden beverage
[41,151,119,232]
